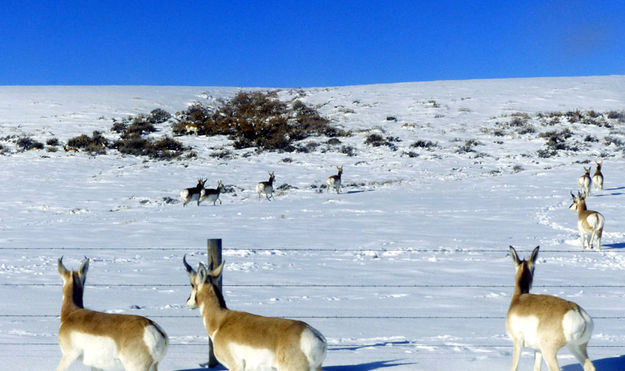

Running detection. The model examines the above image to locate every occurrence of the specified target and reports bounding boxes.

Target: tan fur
[506,246,594,371]
[185,257,326,370]
[57,258,167,371]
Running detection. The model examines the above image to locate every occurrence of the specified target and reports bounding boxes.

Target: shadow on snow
[562,354,625,371]
[602,242,625,249]
[174,359,411,371]
[324,359,414,370]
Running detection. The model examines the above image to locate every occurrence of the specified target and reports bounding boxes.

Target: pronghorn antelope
[185,123,199,135]
[326,166,343,194]
[569,192,605,250]
[506,246,595,371]
[592,161,603,191]
[63,145,78,153]
[256,171,276,201]
[204,180,223,206]
[181,178,207,207]
[183,256,327,371]
[57,257,168,371]
[577,167,591,197]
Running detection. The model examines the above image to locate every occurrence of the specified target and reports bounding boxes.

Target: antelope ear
[197,262,208,285]
[509,246,521,266]
[78,257,89,276]
[528,246,540,267]
[58,257,69,276]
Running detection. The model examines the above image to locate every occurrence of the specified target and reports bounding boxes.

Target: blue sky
[1,0,623,87]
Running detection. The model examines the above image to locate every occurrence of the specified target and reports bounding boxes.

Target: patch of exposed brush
[112,135,191,160]
[456,139,482,154]
[494,113,536,136]
[410,140,438,150]
[364,133,400,151]
[17,136,44,151]
[62,108,191,160]
[537,128,579,157]
[173,91,349,152]
[67,131,109,154]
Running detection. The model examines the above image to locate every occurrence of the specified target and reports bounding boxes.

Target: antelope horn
[183,254,195,274]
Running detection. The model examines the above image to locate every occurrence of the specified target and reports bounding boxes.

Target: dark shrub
[46,138,59,146]
[607,111,625,121]
[456,139,482,153]
[124,118,156,138]
[113,136,149,157]
[113,135,186,160]
[509,117,527,127]
[147,137,186,159]
[67,131,108,154]
[175,91,347,152]
[148,108,171,124]
[340,145,356,156]
[537,148,557,158]
[111,121,128,134]
[516,125,536,135]
[411,140,438,149]
[364,134,398,150]
[539,129,573,150]
[17,137,44,150]
[566,110,583,123]
[210,150,234,159]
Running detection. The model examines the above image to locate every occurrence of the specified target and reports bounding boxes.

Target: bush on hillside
[17,136,44,151]
[174,91,349,152]
[67,131,108,154]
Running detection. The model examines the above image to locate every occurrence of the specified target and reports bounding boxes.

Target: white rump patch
[563,309,593,344]
[70,332,123,370]
[143,324,168,362]
[300,326,327,368]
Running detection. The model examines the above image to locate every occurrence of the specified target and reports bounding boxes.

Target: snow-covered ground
[1,76,624,370]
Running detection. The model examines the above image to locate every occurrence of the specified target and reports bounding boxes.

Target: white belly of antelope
[227,343,276,370]
[70,332,124,370]
[507,314,541,350]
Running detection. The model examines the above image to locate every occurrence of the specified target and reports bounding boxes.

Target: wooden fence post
[207,238,222,368]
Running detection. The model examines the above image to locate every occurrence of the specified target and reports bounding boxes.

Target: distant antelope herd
[179,167,346,205]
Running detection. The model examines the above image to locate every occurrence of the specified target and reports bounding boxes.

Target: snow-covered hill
[1,76,624,370]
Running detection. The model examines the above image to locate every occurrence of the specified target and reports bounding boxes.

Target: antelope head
[58,257,89,308]
[509,246,538,295]
[569,191,586,211]
[183,255,225,309]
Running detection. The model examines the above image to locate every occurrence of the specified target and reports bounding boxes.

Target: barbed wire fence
[1,241,624,355]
